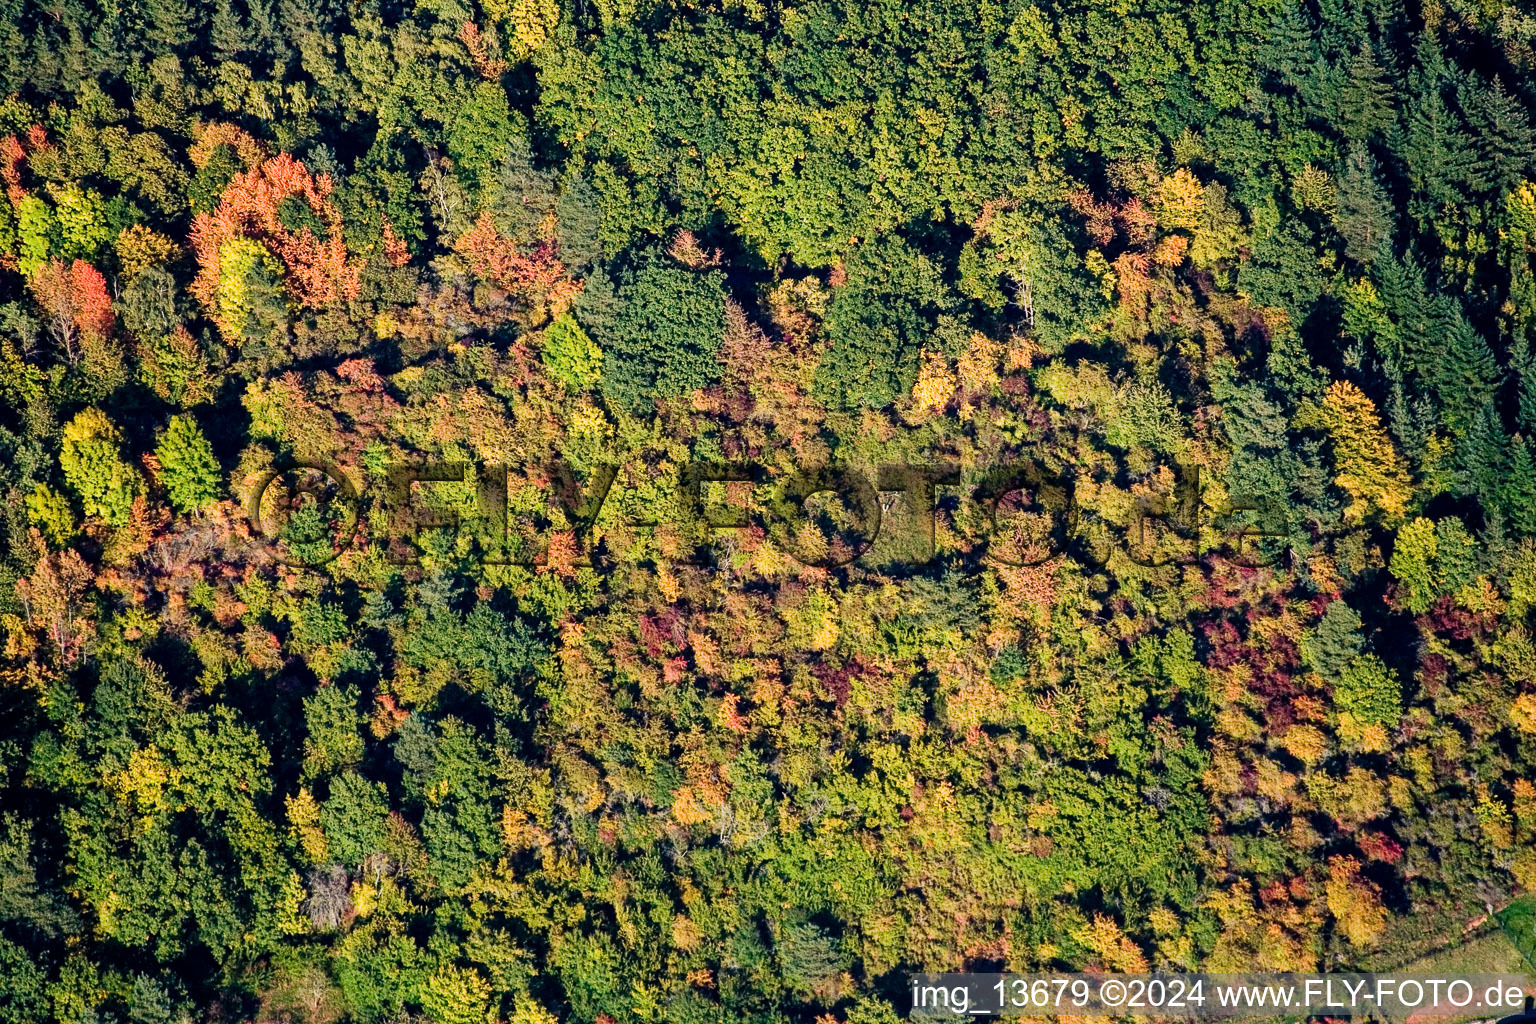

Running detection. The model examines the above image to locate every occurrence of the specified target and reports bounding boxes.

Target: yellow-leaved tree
[1073,913,1150,972]
[504,0,557,60]
[1318,380,1412,523]
[1325,856,1387,948]
[421,965,494,1024]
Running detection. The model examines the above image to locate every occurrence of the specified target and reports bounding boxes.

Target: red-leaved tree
[452,211,581,321]
[28,259,114,364]
[1,133,27,207]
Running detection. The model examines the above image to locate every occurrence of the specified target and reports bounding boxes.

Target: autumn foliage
[460,22,510,79]
[452,211,581,319]
[190,154,362,333]
[187,119,266,171]
[380,218,413,268]
[1318,380,1412,524]
[0,133,27,207]
[28,259,114,361]
[8,1,1536,1019]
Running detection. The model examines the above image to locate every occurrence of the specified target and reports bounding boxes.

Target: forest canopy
[2,0,1536,1021]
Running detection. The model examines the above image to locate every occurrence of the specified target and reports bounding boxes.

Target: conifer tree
[1515,340,1536,433]
[1465,78,1536,193]
[1458,400,1511,509]
[1373,253,1430,373]
[1431,300,1499,437]
[1335,48,1395,142]
[1400,89,1486,213]
[1504,435,1536,536]
[1315,0,1369,57]
[1335,145,1394,262]
[1262,4,1317,88]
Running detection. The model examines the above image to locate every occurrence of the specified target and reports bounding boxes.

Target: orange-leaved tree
[28,259,113,364]
[452,211,581,323]
[189,154,363,339]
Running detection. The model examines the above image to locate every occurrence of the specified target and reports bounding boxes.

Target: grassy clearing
[1383,920,1533,1024]
[1497,896,1536,974]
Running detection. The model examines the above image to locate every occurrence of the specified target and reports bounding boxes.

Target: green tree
[216,237,290,357]
[189,144,243,215]
[1466,78,1536,193]
[1304,600,1364,681]
[155,414,221,513]
[422,965,493,1024]
[0,937,48,1024]
[59,408,141,525]
[1389,516,1439,613]
[1430,300,1499,437]
[1334,653,1402,729]
[540,313,602,390]
[1401,88,1486,212]
[961,208,1108,352]
[448,84,519,201]
[1334,48,1395,142]
[1239,219,1328,324]
[1334,146,1393,262]
[596,251,725,415]
[126,974,182,1024]
[25,483,76,546]
[14,195,57,278]
[1505,436,1536,535]
[48,183,116,262]
[816,233,959,409]
[120,264,186,340]
[320,771,388,866]
[303,682,364,778]
[774,919,848,998]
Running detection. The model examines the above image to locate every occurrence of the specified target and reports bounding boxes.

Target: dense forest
[2,0,1536,1019]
